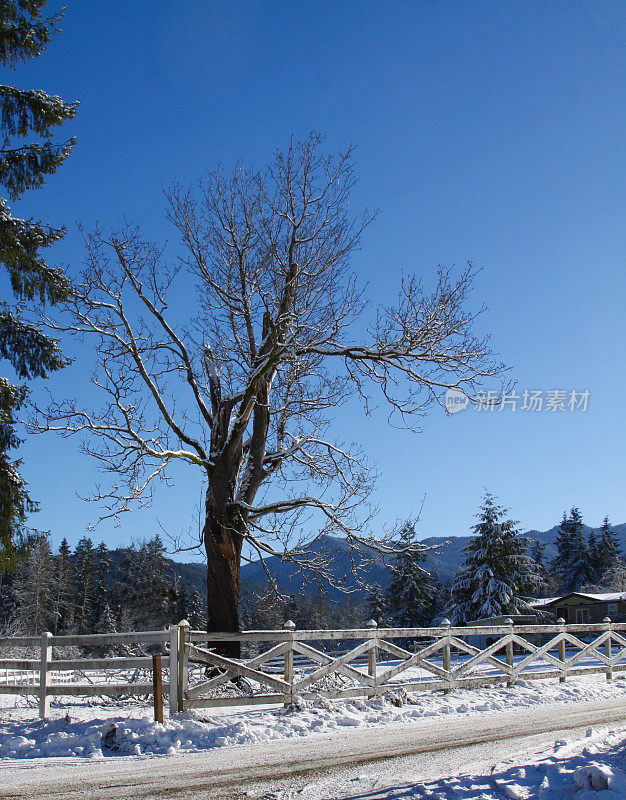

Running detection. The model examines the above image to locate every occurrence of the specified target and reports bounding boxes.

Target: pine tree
[448,493,538,624]
[187,587,205,631]
[73,536,96,633]
[587,528,600,582]
[385,521,436,627]
[530,540,550,595]
[50,536,73,633]
[550,508,593,592]
[142,535,175,627]
[95,602,115,633]
[175,583,189,623]
[597,517,622,579]
[367,583,388,625]
[550,512,573,588]
[0,2,78,571]
[90,542,109,629]
[94,602,116,657]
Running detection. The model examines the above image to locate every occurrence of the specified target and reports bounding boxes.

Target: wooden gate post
[505,618,515,687]
[604,617,613,682]
[366,619,378,699]
[283,620,295,707]
[39,631,52,718]
[152,654,164,723]
[558,618,566,684]
[441,619,452,694]
[168,623,179,716]
[177,620,190,713]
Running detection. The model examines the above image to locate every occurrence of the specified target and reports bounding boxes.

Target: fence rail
[180,617,626,710]
[0,629,172,717]
[2,618,626,718]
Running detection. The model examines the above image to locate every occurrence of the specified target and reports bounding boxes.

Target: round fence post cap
[366,619,378,628]
[441,619,451,628]
[283,619,296,630]
[557,617,566,625]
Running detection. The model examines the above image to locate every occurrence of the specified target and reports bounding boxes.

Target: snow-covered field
[1,674,626,760]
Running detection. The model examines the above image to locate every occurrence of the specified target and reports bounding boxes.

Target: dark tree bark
[204,497,243,657]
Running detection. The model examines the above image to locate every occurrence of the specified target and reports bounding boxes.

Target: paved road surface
[1,698,625,799]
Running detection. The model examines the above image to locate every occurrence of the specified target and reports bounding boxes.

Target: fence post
[152,654,164,723]
[366,619,378,699]
[558,617,566,684]
[283,620,295,707]
[505,618,515,687]
[441,619,452,694]
[177,619,190,713]
[39,631,52,718]
[603,617,613,682]
[168,623,179,716]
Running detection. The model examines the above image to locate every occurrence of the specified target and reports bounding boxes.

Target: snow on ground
[259,726,626,800]
[1,675,626,761]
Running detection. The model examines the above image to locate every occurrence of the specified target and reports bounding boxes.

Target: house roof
[530,592,626,608]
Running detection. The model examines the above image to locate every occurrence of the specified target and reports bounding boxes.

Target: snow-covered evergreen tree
[530,540,550,596]
[550,508,593,592]
[95,602,116,634]
[90,541,109,629]
[73,537,96,633]
[187,587,205,630]
[94,602,117,656]
[0,2,78,571]
[587,528,600,582]
[367,583,388,625]
[597,517,622,578]
[447,493,538,624]
[50,537,74,633]
[175,583,189,622]
[385,520,436,627]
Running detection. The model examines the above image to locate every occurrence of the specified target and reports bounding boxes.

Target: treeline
[367,497,624,628]
[242,586,367,631]
[0,532,370,636]
[2,502,623,637]
[0,534,206,636]
[548,510,623,594]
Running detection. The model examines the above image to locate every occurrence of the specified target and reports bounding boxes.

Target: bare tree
[35,135,504,645]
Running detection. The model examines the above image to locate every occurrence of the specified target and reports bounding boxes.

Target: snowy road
[2,698,626,800]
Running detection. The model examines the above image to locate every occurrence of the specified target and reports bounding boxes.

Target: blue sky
[11,1,626,555]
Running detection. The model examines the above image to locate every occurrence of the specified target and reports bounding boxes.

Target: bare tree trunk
[204,484,243,659]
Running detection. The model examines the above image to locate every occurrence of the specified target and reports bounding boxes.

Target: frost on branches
[34,135,504,646]
[447,493,538,624]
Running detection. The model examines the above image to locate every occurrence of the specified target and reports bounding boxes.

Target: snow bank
[1,675,626,761]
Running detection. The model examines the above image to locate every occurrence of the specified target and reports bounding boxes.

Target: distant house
[530,593,626,624]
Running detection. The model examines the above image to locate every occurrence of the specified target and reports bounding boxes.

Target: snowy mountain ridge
[166,520,625,601]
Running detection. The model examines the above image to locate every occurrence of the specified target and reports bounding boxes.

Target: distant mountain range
[165,521,626,602]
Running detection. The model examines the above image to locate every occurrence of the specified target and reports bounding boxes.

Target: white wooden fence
[0,629,173,718]
[2,618,626,718]
[179,617,626,710]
